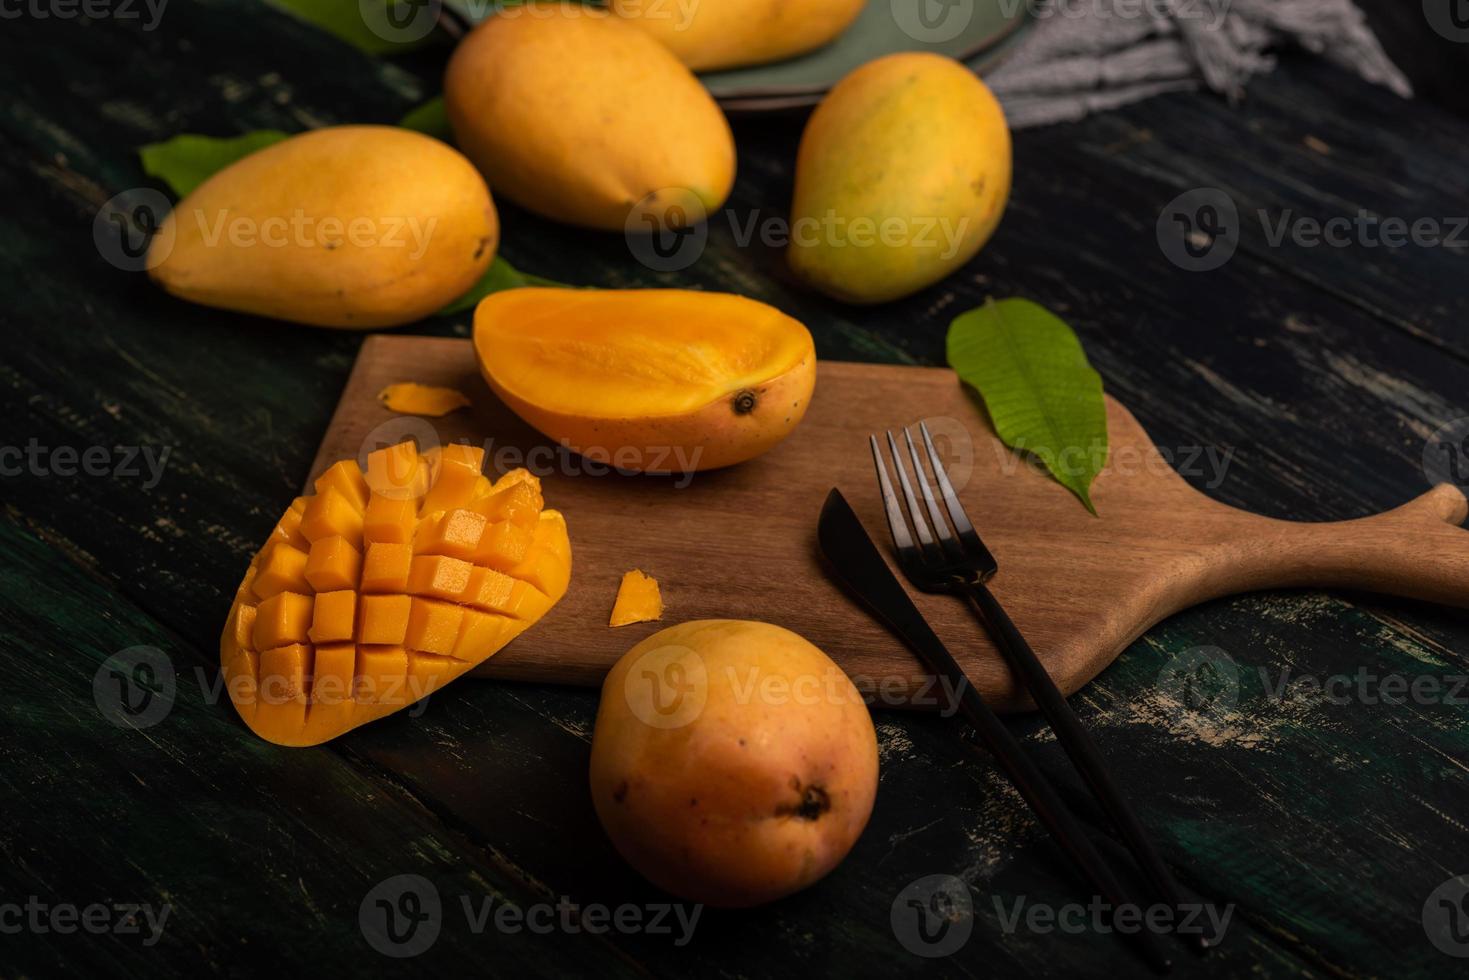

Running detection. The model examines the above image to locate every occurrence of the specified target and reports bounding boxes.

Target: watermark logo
[1161,188,1468,271]
[1158,188,1239,272]
[908,416,977,493]
[1156,646,1240,721]
[1423,417,1469,494]
[625,192,973,272]
[891,874,973,957]
[92,646,176,730]
[1423,874,1469,957]
[359,0,442,44]
[95,188,173,272]
[1425,0,1469,43]
[624,644,708,729]
[356,416,443,499]
[360,874,443,958]
[625,188,710,273]
[892,0,975,43]
[358,876,700,953]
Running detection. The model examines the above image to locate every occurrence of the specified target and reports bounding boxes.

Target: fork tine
[919,421,987,553]
[886,431,936,551]
[904,428,963,560]
[869,435,916,554]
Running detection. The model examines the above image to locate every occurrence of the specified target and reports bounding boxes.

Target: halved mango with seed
[220,440,571,746]
[473,288,817,473]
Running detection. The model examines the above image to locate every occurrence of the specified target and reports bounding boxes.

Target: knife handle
[953,680,1174,973]
[962,581,1216,950]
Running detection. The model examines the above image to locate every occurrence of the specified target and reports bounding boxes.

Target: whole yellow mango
[789,53,1011,304]
[148,126,497,328]
[608,0,865,71]
[444,4,735,231]
[473,287,815,473]
[590,621,879,907]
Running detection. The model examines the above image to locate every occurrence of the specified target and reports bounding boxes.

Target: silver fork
[872,421,1215,951]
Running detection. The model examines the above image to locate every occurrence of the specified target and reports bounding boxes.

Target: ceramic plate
[701,0,1034,109]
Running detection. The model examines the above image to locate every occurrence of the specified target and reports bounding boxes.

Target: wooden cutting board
[308,335,1469,711]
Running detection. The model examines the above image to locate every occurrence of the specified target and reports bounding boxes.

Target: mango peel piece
[221,440,572,746]
[473,288,816,473]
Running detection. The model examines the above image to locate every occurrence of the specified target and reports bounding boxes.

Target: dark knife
[817,488,1172,973]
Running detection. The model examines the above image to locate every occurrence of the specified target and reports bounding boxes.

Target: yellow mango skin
[444,5,735,231]
[473,288,816,473]
[590,620,879,907]
[789,53,1012,305]
[149,126,498,329]
[609,0,864,71]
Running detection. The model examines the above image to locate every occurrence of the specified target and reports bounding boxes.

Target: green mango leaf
[438,257,568,315]
[398,96,451,141]
[264,0,437,55]
[139,131,290,197]
[946,298,1109,515]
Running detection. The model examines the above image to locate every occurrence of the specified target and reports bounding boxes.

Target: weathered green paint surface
[1,4,1466,977]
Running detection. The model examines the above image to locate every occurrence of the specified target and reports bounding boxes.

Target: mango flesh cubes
[221,441,571,746]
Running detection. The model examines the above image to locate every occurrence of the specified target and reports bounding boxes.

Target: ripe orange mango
[472,288,816,473]
[220,441,571,746]
[609,0,865,71]
[590,620,879,907]
[148,126,498,328]
[789,53,1012,304]
[444,4,735,230]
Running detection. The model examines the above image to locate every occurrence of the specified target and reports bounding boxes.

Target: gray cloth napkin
[985,0,1412,129]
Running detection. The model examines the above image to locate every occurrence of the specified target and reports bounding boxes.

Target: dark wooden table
[4,5,1468,977]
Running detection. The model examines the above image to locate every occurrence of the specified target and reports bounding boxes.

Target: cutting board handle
[1234,484,1469,608]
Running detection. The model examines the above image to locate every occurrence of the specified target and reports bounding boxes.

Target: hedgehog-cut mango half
[220,441,571,746]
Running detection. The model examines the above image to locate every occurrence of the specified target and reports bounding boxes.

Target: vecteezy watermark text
[1156,646,1469,725]
[993,895,1235,939]
[1,440,170,490]
[626,190,973,273]
[359,874,700,958]
[892,0,1228,43]
[622,645,973,730]
[96,193,449,270]
[0,896,170,946]
[1159,187,1469,270]
[1,0,168,30]
[92,646,443,732]
[356,417,708,490]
